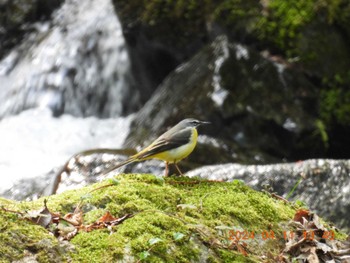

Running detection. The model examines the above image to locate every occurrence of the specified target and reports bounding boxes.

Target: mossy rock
[113,0,350,131]
[0,174,316,262]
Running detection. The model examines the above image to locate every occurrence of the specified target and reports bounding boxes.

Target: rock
[111,0,214,103]
[124,36,322,168]
[2,174,343,262]
[0,169,58,201]
[113,0,350,161]
[298,21,350,82]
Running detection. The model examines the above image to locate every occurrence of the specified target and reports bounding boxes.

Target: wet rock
[0,169,57,201]
[298,21,350,82]
[54,154,166,194]
[113,0,350,162]
[112,1,211,104]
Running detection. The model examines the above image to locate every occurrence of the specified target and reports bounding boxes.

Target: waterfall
[0,0,138,119]
[0,0,137,197]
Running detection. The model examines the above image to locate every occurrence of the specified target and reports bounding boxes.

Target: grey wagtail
[102,118,210,176]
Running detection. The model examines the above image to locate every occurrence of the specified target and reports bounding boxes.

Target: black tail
[101,158,135,175]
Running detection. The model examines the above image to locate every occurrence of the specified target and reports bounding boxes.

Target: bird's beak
[199,120,211,125]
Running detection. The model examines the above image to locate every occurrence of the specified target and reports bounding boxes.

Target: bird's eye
[191,120,199,125]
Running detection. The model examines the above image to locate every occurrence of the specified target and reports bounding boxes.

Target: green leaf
[148,237,162,245]
[139,251,150,260]
[286,177,303,199]
[295,199,308,208]
[108,178,120,185]
[232,179,244,186]
[173,232,185,241]
[156,176,165,184]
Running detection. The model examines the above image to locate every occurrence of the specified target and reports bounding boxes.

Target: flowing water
[0,0,137,119]
[0,0,136,196]
[0,108,133,194]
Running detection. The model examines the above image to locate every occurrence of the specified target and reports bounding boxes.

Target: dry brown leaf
[24,199,53,228]
[297,246,319,263]
[96,211,119,223]
[283,209,350,262]
[83,212,133,232]
[63,207,83,226]
[293,209,311,224]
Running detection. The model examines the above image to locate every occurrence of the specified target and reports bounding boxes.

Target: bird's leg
[164,161,169,177]
[174,163,183,176]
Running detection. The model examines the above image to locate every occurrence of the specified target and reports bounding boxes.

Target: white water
[0,108,133,192]
[0,0,136,194]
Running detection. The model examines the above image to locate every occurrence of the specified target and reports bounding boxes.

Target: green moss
[70,230,125,261]
[256,1,315,54]
[115,0,349,55]
[320,88,350,125]
[114,0,209,50]
[0,199,69,262]
[0,174,342,262]
[218,249,258,263]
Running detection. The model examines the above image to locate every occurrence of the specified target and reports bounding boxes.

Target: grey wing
[137,128,192,159]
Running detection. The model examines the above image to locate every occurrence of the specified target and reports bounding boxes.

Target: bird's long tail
[101,158,136,175]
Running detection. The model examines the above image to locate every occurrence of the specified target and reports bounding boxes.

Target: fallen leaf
[25,199,52,228]
[96,211,119,223]
[83,212,133,232]
[63,206,83,226]
[294,209,311,224]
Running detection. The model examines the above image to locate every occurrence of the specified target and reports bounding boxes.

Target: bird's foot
[164,162,169,177]
[174,163,183,176]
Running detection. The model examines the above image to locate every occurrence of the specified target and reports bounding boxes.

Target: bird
[102,118,210,176]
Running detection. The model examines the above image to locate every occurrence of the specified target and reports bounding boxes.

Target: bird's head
[179,118,211,128]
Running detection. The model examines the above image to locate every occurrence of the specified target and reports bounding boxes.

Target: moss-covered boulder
[0,174,313,262]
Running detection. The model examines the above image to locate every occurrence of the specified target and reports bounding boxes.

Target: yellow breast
[153,128,198,163]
